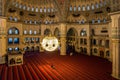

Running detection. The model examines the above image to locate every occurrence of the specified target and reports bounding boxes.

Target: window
[8,29,12,34]
[24,30,27,34]
[103,18,106,23]
[15,3,18,7]
[91,4,95,10]
[70,5,72,11]
[44,7,46,13]
[36,7,38,12]
[14,47,19,51]
[51,8,54,12]
[96,3,99,8]
[80,29,87,36]
[27,6,30,11]
[29,30,32,34]
[8,38,13,44]
[40,7,42,12]
[98,18,101,23]
[29,20,32,24]
[100,1,103,7]
[87,5,90,10]
[92,19,95,24]
[34,21,37,24]
[15,29,19,34]
[9,16,13,21]
[14,38,19,44]
[8,48,13,51]
[31,7,34,11]
[48,8,50,13]
[23,5,26,10]
[74,6,76,11]
[19,4,22,9]
[82,5,85,11]
[34,31,37,34]
[78,5,81,11]
[14,17,18,22]
[81,19,85,24]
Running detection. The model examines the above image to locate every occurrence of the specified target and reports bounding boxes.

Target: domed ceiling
[5,0,111,24]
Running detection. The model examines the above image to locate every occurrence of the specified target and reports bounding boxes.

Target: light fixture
[41,34,59,52]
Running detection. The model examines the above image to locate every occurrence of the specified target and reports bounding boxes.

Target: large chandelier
[41,35,59,52]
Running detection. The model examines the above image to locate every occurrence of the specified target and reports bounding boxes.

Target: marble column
[60,23,66,55]
[109,12,120,79]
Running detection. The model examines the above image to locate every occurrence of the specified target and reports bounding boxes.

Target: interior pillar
[60,23,66,55]
[0,17,7,64]
[109,12,120,79]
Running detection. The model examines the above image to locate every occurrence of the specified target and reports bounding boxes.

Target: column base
[112,74,120,80]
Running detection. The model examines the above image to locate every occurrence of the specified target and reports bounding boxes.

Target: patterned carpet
[0,52,118,80]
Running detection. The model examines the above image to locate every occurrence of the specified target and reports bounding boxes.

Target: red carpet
[0,52,118,80]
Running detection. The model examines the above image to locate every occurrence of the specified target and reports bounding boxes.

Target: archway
[44,28,51,36]
[66,28,78,55]
[54,28,60,39]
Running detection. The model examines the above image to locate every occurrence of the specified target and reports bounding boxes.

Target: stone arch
[44,28,51,36]
[8,27,19,35]
[54,28,60,37]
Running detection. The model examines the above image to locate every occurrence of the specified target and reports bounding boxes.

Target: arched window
[29,30,32,34]
[74,6,76,12]
[14,38,19,44]
[82,5,85,11]
[98,18,101,23]
[103,18,106,23]
[9,16,13,21]
[14,17,18,22]
[78,5,81,11]
[92,19,95,24]
[15,3,19,7]
[24,30,27,34]
[19,4,22,9]
[91,4,95,10]
[27,6,30,11]
[87,5,90,10]
[81,19,85,24]
[31,7,34,11]
[23,5,26,10]
[45,20,48,24]
[96,3,99,8]
[51,8,54,12]
[29,20,32,24]
[40,7,42,12]
[34,21,37,24]
[48,7,50,13]
[15,29,19,34]
[36,7,38,12]
[80,29,87,36]
[34,31,37,34]
[8,38,13,44]
[70,5,72,11]
[44,7,46,13]
[8,29,12,34]
[100,1,103,7]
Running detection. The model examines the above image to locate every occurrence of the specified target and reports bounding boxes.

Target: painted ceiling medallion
[41,35,59,52]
